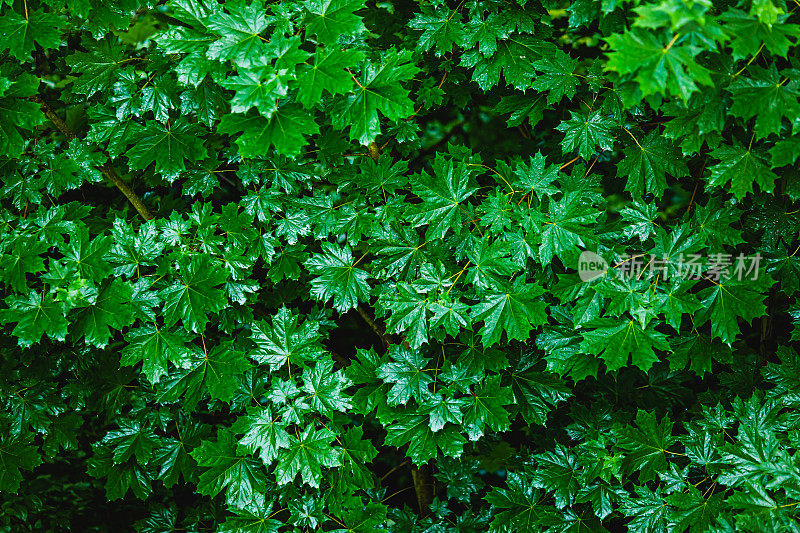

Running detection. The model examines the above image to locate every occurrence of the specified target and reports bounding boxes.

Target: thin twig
[357,304,390,350]
[30,96,154,221]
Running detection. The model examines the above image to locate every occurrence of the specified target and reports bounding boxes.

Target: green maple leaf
[267,244,306,282]
[233,406,291,466]
[385,410,465,464]
[103,421,158,465]
[619,487,670,533]
[137,75,180,123]
[569,0,600,26]
[0,237,47,292]
[462,36,555,90]
[606,29,713,99]
[618,132,688,198]
[6,0,800,522]
[770,135,800,167]
[662,92,725,154]
[206,2,270,67]
[0,433,42,493]
[409,154,478,239]
[509,364,570,425]
[410,4,465,56]
[422,394,467,432]
[175,51,225,86]
[557,110,615,160]
[181,78,228,127]
[127,118,208,179]
[667,486,724,532]
[220,66,288,116]
[41,412,81,458]
[478,191,515,236]
[616,410,677,483]
[576,483,626,521]
[530,446,581,508]
[275,426,340,487]
[60,227,112,280]
[158,24,214,55]
[303,0,365,45]
[218,495,282,533]
[377,345,433,406]
[0,8,62,61]
[487,472,557,531]
[191,428,267,508]
[305,242,370,312]
[331,49,418,145]
[37,145,93,196]
[218,105,319,157]
[72,278,135,348]
[465,239,516,291]
[86,446,151,501]
[494,93,547,128]
[0,73,45,157]
[720,9,800,60]
[379,282,429,348]
[160,255,229,333]
[595,276,657,323]
[434,456,485,503]
[106,219,165,278]
[540,192,600,263]
[670,332,731,374]
[580,318,671,372]
[1,291,69,347]
[462,375,513,440]
[698,273,774,345]
[729,65,800,139]
[531,49,580,104]
[373,225,426,279]
[165,0,218,30]
[86,105,144,158]
[121,325,191,384]
[264,35,309,72]
[66,38,128,97]
[328,502,387,533]
[461,10,504,54]
[296,48,363,108]
[620,201,657,242]
[250,306,326,370]
[275,209,311,244]
[650,224,705,279]
[471,278,548,347]
[726,482,777,511]
[657,279,703,330]
[347,347,390,415]
[335,426,378,489]
[159,343,251,404]
[513,152,560,200]
[302,359,353,416]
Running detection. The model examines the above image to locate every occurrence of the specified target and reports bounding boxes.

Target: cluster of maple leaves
[1,0,800,531]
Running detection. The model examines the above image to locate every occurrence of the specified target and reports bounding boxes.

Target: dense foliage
[2,0,800,530]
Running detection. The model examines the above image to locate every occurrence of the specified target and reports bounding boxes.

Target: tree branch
[357,304,390,351]
[31,96,154,221]
[411,462,434,515]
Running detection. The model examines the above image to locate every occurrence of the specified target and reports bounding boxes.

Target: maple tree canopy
[1,0,800,530]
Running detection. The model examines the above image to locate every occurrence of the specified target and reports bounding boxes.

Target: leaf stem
[559,155,581,170]
[732,43,765,78]
[664,33,681,51]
